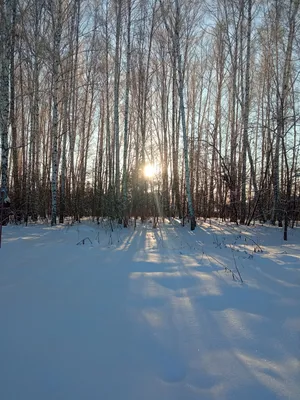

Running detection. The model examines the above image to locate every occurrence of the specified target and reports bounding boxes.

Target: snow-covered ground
[0,219,299,400]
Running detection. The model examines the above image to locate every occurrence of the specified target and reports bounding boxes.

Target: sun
[144,164,156,178]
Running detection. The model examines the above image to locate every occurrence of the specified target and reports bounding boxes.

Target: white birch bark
[0,0,10,194]
[174,0,195,229]
[240,0,251,224]
[272,0,299,227]
[160,0,195,229]
[51,0,62,226]
[122,0,131,226]
[114,0,122,217]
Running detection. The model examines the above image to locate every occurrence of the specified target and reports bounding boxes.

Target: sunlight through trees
[0,0,299,236]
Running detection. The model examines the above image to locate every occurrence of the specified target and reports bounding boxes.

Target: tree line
[0,0,299,237]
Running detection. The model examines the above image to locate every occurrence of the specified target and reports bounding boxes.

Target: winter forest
[1,0,300,233]
[1,1,300,398]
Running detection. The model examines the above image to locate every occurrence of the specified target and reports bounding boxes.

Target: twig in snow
[95,231,100,244]
[230,246,244,283]
[77,237,92,245]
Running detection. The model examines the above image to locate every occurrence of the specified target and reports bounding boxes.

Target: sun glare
[144,164,156,178]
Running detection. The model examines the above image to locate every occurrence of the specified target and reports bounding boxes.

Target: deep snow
[0,219,299,400]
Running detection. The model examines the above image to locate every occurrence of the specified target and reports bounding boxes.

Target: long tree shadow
[126,242,291,399]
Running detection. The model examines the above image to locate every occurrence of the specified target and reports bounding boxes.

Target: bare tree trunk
[10,0,19,211]
[122,0,131,227]
[59,81,69,224]
[30,0,41,221]
[172,56,181,218]
[240,0,252,224]
[209,24,225,218]
[51,0,62,226]
[173,0,195,230]
[272,0,282,226]
[114,0,122,218]
[160,52,169,220]
[280,0,299,238]
[68,0,80,219]
[0,0,10,198]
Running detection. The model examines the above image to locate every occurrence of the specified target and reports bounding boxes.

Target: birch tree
[122,0,132,227]
[50,0,62,225]
[0,0,10,199]
[160,0,196,230]
[114,0,122,218]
